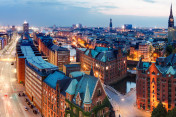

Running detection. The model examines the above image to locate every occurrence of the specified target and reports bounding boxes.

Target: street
[105,85,151,117]
[0,36,41,117]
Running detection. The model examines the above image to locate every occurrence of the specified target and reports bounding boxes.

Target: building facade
[65,74,111,117]
[76,47,127,84]
[33,34,70,71]
[136,54,176,111]
[42,71,71,117]
[25,56,58,111]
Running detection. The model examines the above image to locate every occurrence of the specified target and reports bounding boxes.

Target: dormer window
[97,89,102,97]
[152,71,155,75]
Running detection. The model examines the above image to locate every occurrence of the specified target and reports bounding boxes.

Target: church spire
[109,18,112,32]
[170,3,173,18]
[168,3,174,27]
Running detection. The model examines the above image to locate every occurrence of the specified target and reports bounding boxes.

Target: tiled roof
[73,74,98,107]
[84,47,117,62]
[65,79,78,95]
[44,71,68,89]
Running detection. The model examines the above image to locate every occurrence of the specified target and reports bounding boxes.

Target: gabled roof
[166,66,175,75]
[73,74,98,106]
[66,79,78,95]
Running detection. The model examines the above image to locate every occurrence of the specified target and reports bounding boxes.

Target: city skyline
[0,0,174,27]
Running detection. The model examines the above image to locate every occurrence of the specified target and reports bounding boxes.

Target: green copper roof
[83,82,92,104]
[166,66,175,75]
[65,79,78,95]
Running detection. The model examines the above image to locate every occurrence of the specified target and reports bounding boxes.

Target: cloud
[143,0,156,3]
[0,0,171,17]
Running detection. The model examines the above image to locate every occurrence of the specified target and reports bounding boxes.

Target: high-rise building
[168,4,174,28]
[136,54,176,112]
[109,18,112,32]
[23,20,29,34]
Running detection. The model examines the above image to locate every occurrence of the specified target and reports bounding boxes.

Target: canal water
[111,74,136,95]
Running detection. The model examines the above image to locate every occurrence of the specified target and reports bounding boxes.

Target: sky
[0,0,174,27]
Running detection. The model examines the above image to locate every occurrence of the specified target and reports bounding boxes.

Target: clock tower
[168,4,174,28]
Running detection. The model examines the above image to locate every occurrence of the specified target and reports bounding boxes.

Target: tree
[151,102,167,117]
[166,45,173,57]
[167,107,176,117]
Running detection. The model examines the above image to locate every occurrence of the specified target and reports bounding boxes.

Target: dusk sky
[0,0,174,27]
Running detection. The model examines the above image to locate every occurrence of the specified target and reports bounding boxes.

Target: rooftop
[44,71,69,89]
[21,46,35,57]
[26,56,58,70]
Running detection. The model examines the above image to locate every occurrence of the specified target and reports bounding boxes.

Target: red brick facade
[137,60,176,112]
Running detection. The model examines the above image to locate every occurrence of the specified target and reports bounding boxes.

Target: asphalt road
[105,85,151,117]
[0,36,41,117]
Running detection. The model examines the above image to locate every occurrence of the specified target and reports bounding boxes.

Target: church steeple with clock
[168,4,174,28]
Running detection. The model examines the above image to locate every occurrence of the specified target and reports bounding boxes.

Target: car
[22,93,25,96]
[30,105,34,109]
[11,62,14,65]
[33,110,38,114]
[24,107,28,111]
[25,98,29,102]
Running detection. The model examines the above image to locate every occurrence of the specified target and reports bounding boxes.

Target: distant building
[129,42,152,61]
[23,21,29,34]
[76,47,127,84]
[63,64,81,76]
[109,18,112,32]
[137,54,176,111]
[124,24,132,30]
[168,4,176,43]
[33,34,70,71]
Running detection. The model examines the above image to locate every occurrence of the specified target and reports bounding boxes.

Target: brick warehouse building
[25,56,58,111]
[33,34,70,71]
[16,37,41,84]
[136,54,176,111]
[42,69,113,117]
[42,71,71,117]
[76,47,127,84]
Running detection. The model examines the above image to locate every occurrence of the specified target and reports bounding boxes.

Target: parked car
[30,105,34,109]
[25,98,29,102]
[33,110,38,114]
[22,93,25,96]
[24,107,28,111]
[11,62,14,65]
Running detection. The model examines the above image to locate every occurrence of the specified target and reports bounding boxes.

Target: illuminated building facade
[25,56,58,111]
[137,54,176,111]
[33,34,70,71]
[65,74,111,117]
[23,21,29,34]
[42,71,71,117]
[129,42,152,61]
[76,47,127,84]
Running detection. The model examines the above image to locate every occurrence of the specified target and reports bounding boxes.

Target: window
[97,89,101,96]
